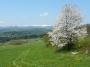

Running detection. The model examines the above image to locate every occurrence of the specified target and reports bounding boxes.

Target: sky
[0,0,90,26]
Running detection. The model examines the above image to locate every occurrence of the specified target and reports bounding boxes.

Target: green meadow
[0,38,90,67]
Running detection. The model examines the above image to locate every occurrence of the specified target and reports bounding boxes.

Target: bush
[42,34,52,47]
[77,35,90,54]
[78,35,90,47]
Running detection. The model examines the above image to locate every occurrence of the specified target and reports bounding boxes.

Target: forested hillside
[0,26,52,43]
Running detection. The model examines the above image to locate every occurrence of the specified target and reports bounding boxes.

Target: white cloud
[40,12,48,17]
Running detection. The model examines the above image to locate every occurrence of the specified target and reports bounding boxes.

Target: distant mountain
[0,26,52,37]
[0,26,53,43]
[0,26,52,32]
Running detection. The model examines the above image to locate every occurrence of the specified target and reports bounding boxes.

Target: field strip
[12,48,30,67]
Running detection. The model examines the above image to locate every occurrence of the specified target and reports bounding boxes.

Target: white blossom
[48,4,87,48]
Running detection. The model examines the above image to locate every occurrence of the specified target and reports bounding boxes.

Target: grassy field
[0,38,90,67]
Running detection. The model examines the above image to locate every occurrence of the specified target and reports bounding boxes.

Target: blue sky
[0,0,90,26]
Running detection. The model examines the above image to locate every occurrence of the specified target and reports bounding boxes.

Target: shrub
[78,35,90,54]
[42,34,52,47]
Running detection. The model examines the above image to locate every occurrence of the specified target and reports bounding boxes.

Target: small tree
[48,4,87,50]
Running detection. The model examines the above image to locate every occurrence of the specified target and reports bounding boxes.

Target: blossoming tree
[48,4,87,50]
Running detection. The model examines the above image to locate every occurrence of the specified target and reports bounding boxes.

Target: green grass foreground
[0,39,90,67]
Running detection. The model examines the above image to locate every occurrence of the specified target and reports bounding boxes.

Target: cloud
[40,12,48,17]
